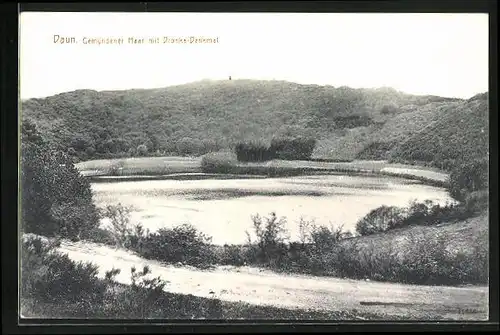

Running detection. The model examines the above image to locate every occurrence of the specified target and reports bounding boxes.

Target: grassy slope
[390,94,489,166]
[342,213,488,264]
[229,212,489,285]
[355,101,462,160]
[21,80,465,160]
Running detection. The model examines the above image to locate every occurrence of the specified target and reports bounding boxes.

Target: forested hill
[389,92,489,169]
[21,79,486,168]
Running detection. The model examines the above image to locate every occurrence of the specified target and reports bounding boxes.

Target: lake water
[92,174,454,245]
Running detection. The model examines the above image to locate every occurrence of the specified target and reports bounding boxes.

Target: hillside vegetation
[21,79,474,163]
[390,94,489,169]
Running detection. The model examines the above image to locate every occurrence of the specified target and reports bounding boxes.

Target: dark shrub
[355,200,474,236]
[138,224,215,267]
[21,235,106,311]
[215,244,249,266]
[394,231,489,285]
[235,142,274,162]
[50,202,102,241]
[337,240,401,281]
[87,227,115,245]
[270,137,316,161]
[327,228,488,286]
[404,200,432,225]
[448,158,488,202]
[21,235,224,319]
[20,120,100,240]
[115,265,169,318]
[234,137,317,162]
[310,224,352,251]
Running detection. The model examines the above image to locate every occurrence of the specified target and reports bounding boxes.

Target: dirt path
[58,240,488,320]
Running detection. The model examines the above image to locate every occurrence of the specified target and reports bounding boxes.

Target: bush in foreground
[91,205,218,268]
[21,235,107,313]
[246,212,289,266]
[137,224,216,267]
[20,234,224,319]
[21,120,100,241]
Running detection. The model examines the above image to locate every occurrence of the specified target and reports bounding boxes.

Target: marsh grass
[77,156,202,177]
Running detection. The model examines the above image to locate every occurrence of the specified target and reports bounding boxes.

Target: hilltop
[21,79,486,168]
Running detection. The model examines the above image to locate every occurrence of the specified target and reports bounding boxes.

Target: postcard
[18,11,490,322]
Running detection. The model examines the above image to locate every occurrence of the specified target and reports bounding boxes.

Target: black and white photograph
[19,11,490,321]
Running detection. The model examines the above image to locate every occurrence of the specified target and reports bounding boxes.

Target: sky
[19,12,489,99]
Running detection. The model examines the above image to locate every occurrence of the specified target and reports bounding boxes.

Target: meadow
[76,154,449,187]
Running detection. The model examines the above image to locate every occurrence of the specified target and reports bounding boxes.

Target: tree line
[235,137,317,162]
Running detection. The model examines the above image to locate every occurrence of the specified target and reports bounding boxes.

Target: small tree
[235,142,273,162]
[249,212,289,263]
[297,217,313,245]
[139,224,214,267]
[101,203,138,248]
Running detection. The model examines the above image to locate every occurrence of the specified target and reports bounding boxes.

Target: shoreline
[78,158,449,188]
